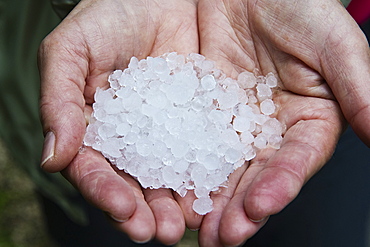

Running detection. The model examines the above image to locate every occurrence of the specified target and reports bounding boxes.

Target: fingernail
[84,111,91,125]
[131,237,152,244]
[225,239,247,247]
[41,132,55,167]
[108,213,128,223]
[249,216,269,223]
[189,228,199,231]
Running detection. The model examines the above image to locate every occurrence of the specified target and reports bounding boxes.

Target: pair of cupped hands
[38,0,370,246]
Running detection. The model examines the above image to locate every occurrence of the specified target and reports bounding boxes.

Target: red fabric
[347,0,370,24]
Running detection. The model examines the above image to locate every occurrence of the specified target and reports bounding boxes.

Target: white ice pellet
[146,91,168,109]
[208,109,227,125]
[138,176,155,189]
[221,129,240,146]
[152,140,167,158]
[153,110,168,125]
[262,118,283,135]
[195,186,210,198]
[193,197,213,215]
[136,139,153,157]
[98,123,116,139]
[240,131,254,144]
[218,91,239,110]
[243,145,256,161]
[268,134,283,149]
[265,72,278,87]
[123,132,138,144]
[84,53,284,215]
[203,153,221,170]
[184,149,197,163]
[260,99,276,116]
[256,83,272,97]
[104,98,123,115]
[116,123,130,137]
[233,116,250,132]
[162,166,176,183]
[166,85,194,105]
[101,138,121,158]
[122,92,142,111]
[237,71,257,89]
[254,133,268,149]
[173,160,189,173]
[201,74,217,91]
[147,57,169,74]
[225,148,242,163]
[170,139,189,158]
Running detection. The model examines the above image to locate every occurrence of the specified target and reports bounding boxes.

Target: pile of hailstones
[84,53,284,215]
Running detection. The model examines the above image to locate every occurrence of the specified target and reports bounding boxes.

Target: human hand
[191,0,370,246]
[38,0,198,244]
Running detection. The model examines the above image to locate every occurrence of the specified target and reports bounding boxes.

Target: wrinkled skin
[39,0,198,244]
[38,0,370,246]
[194,0,370,246]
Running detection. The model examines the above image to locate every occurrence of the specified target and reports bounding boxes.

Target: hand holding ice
[84,53,284,215]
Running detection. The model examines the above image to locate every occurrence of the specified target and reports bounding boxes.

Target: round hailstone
[218,91,239,109]
[136,139,153,157]
[254,133,268,149]
[269,134,283,149]
[225,148,242,163]
[201,74,217,91]
[237,71,257,89]
[203,153,221,170]
[123,132,138,145]
[193,197,213,215]
[122,92,142,111]
[260,99,276,116]
[233,116,250,132]
[116,122,131,136]
[240,131,254,144]
[266,73,278,88]
[98,123,116,139]
[101,138,121,158]
[146,91,168,109]
[84,52,284,216]
[173,160,189,173]
[256,83,272,97]
[171,139,189,158]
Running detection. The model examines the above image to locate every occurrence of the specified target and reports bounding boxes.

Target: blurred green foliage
[0,140,54,247]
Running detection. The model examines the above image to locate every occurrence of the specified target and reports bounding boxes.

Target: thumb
[38,31,88,173]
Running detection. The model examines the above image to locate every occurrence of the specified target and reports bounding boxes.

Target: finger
[84,104,93,124]
[215,148,273,246]
[219,93,345,245]
[244,93,345,221]
[62,147,137,221]
[219,193,269,247]
[63,147,157,243]
[143,188,185,245]
[174,190,204,230]
[106,197,156,244]
[38,27,89,172]
[198,163,248,247]
[110,172,157,243]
